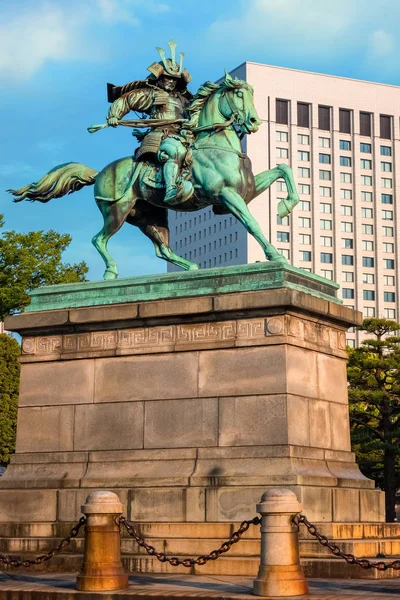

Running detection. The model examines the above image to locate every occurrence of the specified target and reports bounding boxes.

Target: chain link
[0,517,86,568]
[293,514,400,571]
[117,515,261,567]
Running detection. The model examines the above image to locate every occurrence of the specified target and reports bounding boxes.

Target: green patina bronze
[25,263,341,312]
[9,41,300,280]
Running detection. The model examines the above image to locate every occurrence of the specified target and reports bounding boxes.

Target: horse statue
[9,72,300,280]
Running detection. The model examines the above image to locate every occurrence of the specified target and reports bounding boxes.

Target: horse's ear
[224,69,233,83]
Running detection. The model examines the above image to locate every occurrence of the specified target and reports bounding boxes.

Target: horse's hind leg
[126,203,199,271]
[93,196,134,279]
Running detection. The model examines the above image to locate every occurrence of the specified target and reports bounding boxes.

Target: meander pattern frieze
[21,315,346,358]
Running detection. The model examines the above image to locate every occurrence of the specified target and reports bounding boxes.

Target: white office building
[168,62,400,347]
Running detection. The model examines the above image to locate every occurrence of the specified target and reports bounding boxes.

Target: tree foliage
[347,319,400,522]
[0,334,20,466]
[0,214,88,320]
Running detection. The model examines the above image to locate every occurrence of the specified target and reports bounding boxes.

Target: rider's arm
[107,88,154,125]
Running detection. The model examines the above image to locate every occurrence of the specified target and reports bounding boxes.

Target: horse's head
[219,71,262,134]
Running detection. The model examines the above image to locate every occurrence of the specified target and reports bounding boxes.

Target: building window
[361,224,374,234]
[381,193,393,204]
[276,131,288,142]
[277,181,287,191]
[341,205,352,216]
[276,147,289,158]
[361,207,373,218]
[340,172,352,183]
[319,137,330,148]
[298,150,310,161]
[343,272,354,282]
[339,139,351,150]
[299,217,311,228]
[363,273,375,284]
[276,99,289,124]
[381,161,392,172]
[298,167,311,178]
[384,308,396,319]
[364,290,375,301]
[342,255,354,265]
[339,109,351,134]
[360,111,372,136]
[297,102,310,128]
[384,275,395,285]
[319,153,331,164]
[383,226,394,237]
[343,288,355,299]
[299,184,310,194]
[361,175,373,185]
[341,222,353,232]
[380,145,392,156]
[320,219,332,230]
[363,257,375,267]
[300,250,312,261]
[342,238,354,249]
[340,156,352,167]
[347,339,356,348]
[298,134,310,145]
[299,234,311,244]
[319,170,331,180]
[341,189,352,199]
[320,186,331,197]
[320,236,332,247]
[382,210,393,220]
[361,191,373,202]
[360,142,371,153]
[278,248,290,259]
[299,200,311,211]
[277,215,290,225]
[384,292,396,302]
[361,159,372,169]
[384,259,395,269]
[318,105,331,131]
[362,240,374,251]
[320,202,332,213]
[277,231,290,242]
[320,252,333,263]
[383,243,394,253]
[380,114,392,139]
[321,269,333,279]
[364,307,376,317]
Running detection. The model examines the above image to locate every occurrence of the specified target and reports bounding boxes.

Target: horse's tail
[8,162,98,203]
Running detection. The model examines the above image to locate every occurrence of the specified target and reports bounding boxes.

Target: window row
[276,100,393,139]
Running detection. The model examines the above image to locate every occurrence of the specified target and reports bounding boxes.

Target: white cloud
[97,0,140,25]
[369,30,395,57]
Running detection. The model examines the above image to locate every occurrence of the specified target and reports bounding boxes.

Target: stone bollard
[76,491,129,592]
[253,489,308,597]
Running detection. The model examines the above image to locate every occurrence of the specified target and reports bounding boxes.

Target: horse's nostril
[250,117,257,123]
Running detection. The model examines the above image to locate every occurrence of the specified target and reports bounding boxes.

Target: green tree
[0,214,88,320]
[0,334,20,466]
[347,319,400,522]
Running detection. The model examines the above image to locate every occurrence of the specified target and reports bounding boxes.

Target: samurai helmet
[147,40,192,87]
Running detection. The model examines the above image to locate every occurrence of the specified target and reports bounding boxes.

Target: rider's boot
[163,160,193,206]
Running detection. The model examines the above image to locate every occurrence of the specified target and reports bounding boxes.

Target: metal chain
[117,515,261,567]
[293,514,400,571]
[0,517,86,568]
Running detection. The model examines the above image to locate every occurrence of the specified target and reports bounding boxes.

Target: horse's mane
[185,77,253,130]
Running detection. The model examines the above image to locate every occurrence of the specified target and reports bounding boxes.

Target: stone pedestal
[1,263,384,527]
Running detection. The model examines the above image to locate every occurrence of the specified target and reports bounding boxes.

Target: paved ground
[0,573,399,599]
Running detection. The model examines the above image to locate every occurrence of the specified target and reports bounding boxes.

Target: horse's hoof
[187,263,200,271]
[104,269,118,280]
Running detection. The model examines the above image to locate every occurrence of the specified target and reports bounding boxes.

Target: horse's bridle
[192,87,245,135]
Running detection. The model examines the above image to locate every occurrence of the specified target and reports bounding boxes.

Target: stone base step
[1,536,400,559]
[1,552,399,579]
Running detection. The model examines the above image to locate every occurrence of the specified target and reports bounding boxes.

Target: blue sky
[1,0,400,280]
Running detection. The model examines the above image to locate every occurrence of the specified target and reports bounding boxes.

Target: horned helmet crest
[147,40,192,87]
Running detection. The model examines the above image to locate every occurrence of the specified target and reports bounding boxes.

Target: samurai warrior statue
[106,41,194,206]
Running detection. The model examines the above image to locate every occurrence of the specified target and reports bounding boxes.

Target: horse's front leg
[221,187,286,263]
[253,164,300,219]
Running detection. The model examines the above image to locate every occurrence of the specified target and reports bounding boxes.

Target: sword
[87,118,185,134]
